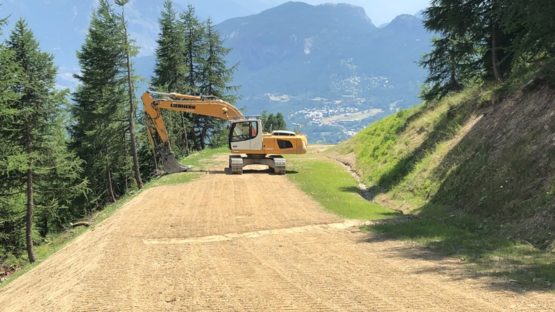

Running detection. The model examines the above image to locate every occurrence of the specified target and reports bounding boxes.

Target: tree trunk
[181,113,189,155]
[490,1,502,82]
[491,31,501,82]
[121,6,143,189]
[25,127,35,263]
[188,32,195,89]
[200,123,208,150]
[107,169,116,203]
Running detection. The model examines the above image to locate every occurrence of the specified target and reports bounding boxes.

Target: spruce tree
[275,113,286,130]
[420,35,479,100]
[0,20,26,258]
[181,5,205,95]
[181,5,207,150]
[198,18,237,148]
[151,3,239,152]
[501,0,555,65]
[421,0,515,99]
[152,0,187,92]
[151,0,192,158]
[72,0,130,204]
[2,20,86,262]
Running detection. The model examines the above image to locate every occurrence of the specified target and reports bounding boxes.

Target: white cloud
[265,93,290,102]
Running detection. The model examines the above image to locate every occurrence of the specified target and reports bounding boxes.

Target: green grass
[287,156,396,220]
[0,147,228,288]
[369,206,555,290]
[180,146,228,169]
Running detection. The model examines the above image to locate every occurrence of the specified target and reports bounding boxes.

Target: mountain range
[216,2,432,142]
[0,1,432,143]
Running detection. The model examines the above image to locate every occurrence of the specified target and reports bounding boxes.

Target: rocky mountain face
[217,2,432,142]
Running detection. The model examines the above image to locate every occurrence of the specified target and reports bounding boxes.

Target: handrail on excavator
[147,90,219,101]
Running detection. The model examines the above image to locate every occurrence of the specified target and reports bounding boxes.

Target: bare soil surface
[1,159,553,311]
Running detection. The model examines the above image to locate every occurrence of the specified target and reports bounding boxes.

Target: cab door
[228,120,263,152]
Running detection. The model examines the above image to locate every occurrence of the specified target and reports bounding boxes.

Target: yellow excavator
[142,91,308,174]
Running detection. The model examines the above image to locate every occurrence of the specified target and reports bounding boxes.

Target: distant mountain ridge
[216,2,432,142]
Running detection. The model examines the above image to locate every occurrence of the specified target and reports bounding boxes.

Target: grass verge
[0,147,227,288]
[287,155,396,220]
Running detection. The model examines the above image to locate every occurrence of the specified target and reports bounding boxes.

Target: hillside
[334,79,555,249]
[217,2,432,142]
[330,78,555,287]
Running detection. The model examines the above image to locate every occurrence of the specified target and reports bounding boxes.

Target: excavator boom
[142,91,243,144]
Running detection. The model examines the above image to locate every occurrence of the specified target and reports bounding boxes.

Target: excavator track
[229,155,244,174]
[228,155,286,175]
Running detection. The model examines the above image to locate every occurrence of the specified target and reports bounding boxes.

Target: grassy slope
[333,83,555,289]
[287,154,395,220]
[0,147,227,287]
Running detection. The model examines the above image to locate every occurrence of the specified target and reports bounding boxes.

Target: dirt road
[1,161,553,311]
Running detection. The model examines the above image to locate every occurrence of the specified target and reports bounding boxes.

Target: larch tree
[72,0,130,204]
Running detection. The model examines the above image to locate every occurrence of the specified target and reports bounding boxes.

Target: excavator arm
[142,91,244,173]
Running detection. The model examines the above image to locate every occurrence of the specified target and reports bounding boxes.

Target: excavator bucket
[158,143,191,174]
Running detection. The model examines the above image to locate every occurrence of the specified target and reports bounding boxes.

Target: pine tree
[115,0,143,189]
[2,20,86,262]
[72,0,130,204]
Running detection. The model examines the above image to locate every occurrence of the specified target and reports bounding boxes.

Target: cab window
[230,121,258,142]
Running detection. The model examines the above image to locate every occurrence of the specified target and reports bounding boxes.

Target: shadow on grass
[340,186,379,202]
[364,209,555,292]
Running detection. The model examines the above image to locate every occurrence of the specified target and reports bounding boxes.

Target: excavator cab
[228,119,263,152]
